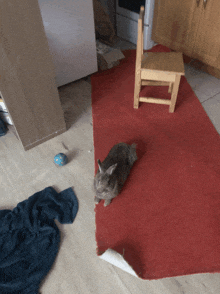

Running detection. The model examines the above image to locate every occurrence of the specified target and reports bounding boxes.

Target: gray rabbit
[94,142,137,206]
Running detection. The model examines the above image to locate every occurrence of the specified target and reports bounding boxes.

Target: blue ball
[54,153,68,166]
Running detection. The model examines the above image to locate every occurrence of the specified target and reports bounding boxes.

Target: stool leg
[169,75,181,113]
[134,74,141,109]
[168,82,173,93]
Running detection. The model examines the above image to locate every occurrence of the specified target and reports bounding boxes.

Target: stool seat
[141,52,185,75]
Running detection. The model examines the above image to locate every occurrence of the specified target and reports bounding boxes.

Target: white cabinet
[116,0,156,50]
[38,0,98,87]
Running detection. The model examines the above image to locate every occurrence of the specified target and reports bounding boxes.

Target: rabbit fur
[94,142,137,206]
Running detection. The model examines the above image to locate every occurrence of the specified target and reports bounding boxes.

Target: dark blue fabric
[0,116,7,136]
[0,187,78,294]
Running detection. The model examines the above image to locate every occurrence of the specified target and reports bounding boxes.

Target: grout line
[201,91,220,104]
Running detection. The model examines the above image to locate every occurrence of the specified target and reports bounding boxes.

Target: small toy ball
[54,153,68,166]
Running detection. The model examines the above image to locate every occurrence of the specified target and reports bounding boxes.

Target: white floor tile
[202,93,220,135]
[185,64,220,104]
[193,88,216,103]
[184,64,213,90]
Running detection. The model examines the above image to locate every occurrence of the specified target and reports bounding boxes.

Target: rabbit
[94,142,137,206]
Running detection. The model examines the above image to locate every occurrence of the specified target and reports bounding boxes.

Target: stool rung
[139,97,171,105]
[141,80,170,86]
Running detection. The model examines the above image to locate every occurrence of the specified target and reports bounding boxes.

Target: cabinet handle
[203,0,208,9]
[196,0,200,7]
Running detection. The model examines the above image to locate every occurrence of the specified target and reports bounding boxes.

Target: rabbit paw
[94,196,101,204]
[104,199,112,206]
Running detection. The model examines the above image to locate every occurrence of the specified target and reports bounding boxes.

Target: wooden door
[152,0,201,56]
[38,0,98,87]
[0,0,66,151]
[192,0,220,69]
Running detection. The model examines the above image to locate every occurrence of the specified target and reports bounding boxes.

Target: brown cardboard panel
[0,0,66,150]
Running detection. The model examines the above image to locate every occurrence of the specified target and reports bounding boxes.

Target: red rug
[92,45,220,280]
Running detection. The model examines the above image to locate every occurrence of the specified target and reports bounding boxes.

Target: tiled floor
[184,63,220,134]
[0,37,220,294]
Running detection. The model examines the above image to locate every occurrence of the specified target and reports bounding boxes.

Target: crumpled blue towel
[0,187,78,294]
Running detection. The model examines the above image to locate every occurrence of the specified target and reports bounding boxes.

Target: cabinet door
[152,0,200,56]
[192,0,220,69]
[1,0,66,151]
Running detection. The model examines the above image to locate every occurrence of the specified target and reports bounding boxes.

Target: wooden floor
[1,39,220,293]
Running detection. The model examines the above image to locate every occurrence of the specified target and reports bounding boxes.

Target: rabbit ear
[106,163,117,175]
[97,159,103,173]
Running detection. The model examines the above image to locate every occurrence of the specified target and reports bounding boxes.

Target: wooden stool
[134,6,185,113]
